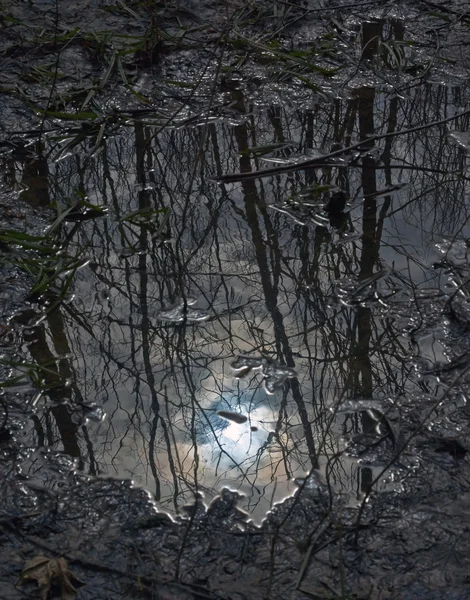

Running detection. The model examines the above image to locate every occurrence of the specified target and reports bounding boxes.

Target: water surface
[2,9,470,527]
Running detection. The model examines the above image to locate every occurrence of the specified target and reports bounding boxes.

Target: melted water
[1,7,470,535]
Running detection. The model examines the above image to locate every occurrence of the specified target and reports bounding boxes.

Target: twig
[0,511,41,526]
[38,0,61,145]
[213,107,470,182]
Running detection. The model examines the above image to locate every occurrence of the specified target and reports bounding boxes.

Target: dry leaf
[20,555,83,600]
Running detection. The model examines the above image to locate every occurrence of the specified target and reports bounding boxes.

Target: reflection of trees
[18,48,470,519]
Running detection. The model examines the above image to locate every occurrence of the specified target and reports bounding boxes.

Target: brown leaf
[20,555,83,600]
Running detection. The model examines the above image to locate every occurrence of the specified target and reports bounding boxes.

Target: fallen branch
[213,108,470,182]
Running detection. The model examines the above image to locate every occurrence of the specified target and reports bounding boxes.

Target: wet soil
[2,0,470,598]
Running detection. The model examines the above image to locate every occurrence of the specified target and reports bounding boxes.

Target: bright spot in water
[200,403,274,467]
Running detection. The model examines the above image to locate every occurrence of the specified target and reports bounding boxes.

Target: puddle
[2,75,468,524]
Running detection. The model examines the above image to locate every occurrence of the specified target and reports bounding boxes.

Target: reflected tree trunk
[232,97,319,469]
[24,316,81,461]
